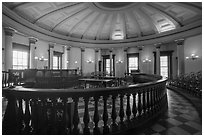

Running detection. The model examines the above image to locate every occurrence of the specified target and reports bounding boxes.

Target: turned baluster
[132,93,137,118]
[111,95,118,131]
[93,96,100,134]
[83,97,90,134]
[142,90,146,116]
[103,95,109,134]
[17,98,24,134]
[24,98,31,134]
[37,98,47,134]
[137,92,142,117]
[155,86,159,110]
[30,98,38,134]
[153,87,157,112]
[150,88,154,114]
[72,97,80,134]
[126,94,131,121]
[119,94,125,125]
[146,89,150,114]
[57,98,67,134]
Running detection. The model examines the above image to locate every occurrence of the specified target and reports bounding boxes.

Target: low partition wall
[2,75,168,135]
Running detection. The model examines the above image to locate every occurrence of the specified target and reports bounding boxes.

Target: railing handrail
[4,77,167,93]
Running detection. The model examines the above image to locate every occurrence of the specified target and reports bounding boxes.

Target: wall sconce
[186,53,199,60]
[87,60,94,63]
[116,60,123,64]
[35,56,48,61]
[143,58,151,63]
[75,61,78,64]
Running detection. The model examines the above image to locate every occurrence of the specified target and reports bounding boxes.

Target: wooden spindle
[83,97,90,134]
[93,96,100,134]
[137,92,142,117]
[111,95,118,131]
[132,93,137,118]
[150,88,154,114]
[142,90,146,116]
[30,98,38,134]
[17,98,24,134]
[146,89,150,114]
[119,94,125,125]
[24,98,31,134]
[72,97,80,134]
[126,94,131,121]
[103,95,109,134]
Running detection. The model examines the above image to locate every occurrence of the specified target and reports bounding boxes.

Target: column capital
[49,43,55,48]
[29,37,38,44]
[123,47,128,52]
[154,43,161,49]
[95,48,99,52]
[4,27,15,37]
[67,46,71,51]
[138,46,144,51]
[81,47,85,52]
[175,38,185,45]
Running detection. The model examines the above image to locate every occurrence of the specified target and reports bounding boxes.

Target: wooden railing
[2,69,79,88]
[2,75,168,135]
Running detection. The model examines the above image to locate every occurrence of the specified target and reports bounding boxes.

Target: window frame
[12,43,29,70]
[127,53,139,73]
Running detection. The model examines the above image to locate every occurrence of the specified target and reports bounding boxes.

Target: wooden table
[79,78,113,88]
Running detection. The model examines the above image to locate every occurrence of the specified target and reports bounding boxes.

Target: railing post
[137,92,142,117]
[126,94,131,121]
[83,97,90,134]
[93,96,100,134]
[24,98,31,134]
[132,93,137,118]
[142,90,146,116]
[111,94,118,132]
[150,87,154,114]
[146,88,150,114]
[17,98,24,134]
[103,95,109,134]
[72,97,80,134]
[30,98,38,134]
[119,94,125,128]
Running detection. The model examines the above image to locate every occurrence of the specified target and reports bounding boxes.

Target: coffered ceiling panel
[3,2,202,41]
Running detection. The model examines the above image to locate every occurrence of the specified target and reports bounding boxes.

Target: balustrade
[3,75,167,135]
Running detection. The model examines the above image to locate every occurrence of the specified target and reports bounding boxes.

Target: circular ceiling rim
[2,4,202,48]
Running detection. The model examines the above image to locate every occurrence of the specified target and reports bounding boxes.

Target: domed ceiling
[3,2,202,42]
